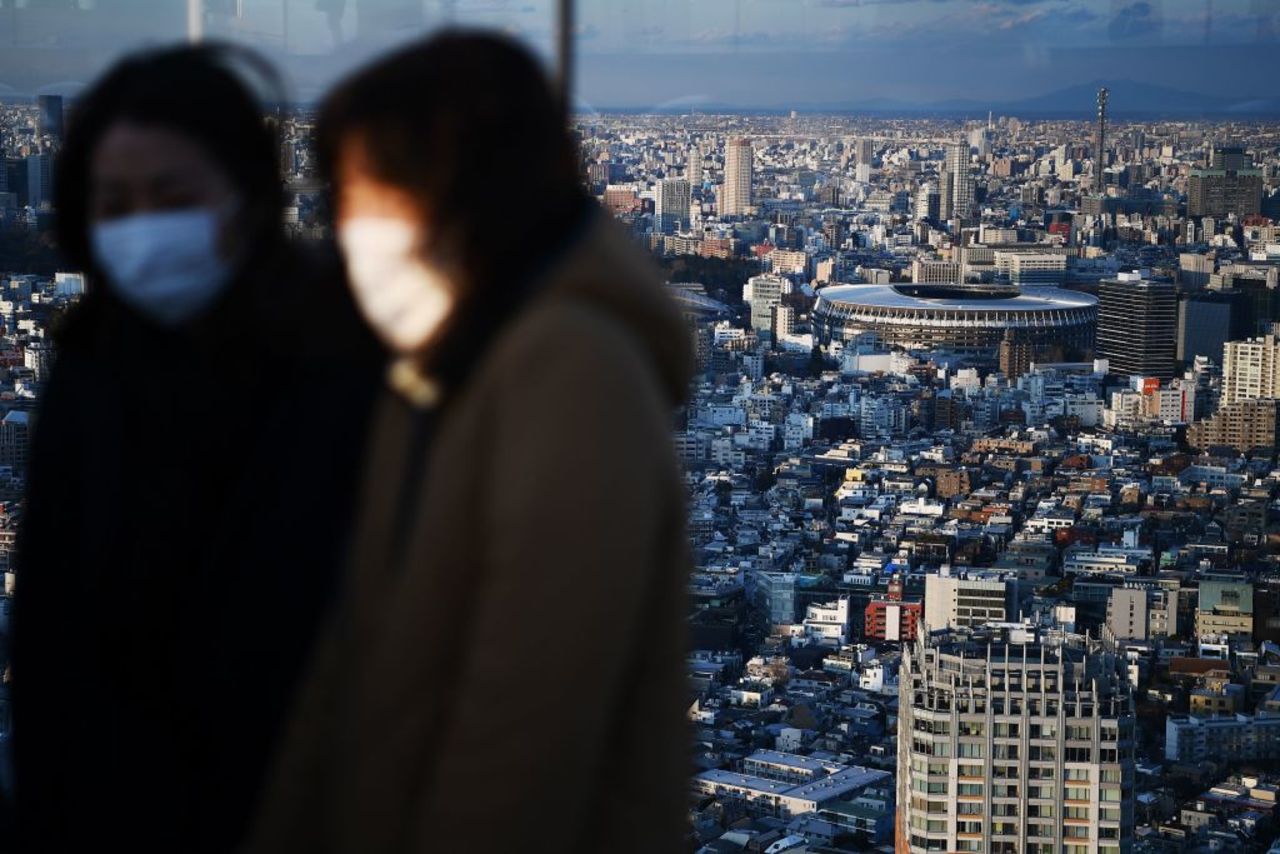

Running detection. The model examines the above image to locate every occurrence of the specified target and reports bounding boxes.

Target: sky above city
[0,0,1277,111]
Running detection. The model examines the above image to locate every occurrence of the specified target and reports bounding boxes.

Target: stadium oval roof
[816,283,1096,313]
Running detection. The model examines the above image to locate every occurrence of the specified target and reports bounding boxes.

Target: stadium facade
[813,283,1097,358]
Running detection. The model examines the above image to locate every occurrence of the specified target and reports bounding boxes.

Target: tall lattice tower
[1095,87,1109,194]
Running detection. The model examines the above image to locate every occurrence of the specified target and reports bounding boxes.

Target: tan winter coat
[247,213,694,854]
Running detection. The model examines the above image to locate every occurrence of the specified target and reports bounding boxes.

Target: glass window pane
[0,1,559,97]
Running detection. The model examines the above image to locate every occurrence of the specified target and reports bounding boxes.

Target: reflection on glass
[0,1,556,97]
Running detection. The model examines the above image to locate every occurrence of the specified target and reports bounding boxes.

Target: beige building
[721,137,753,217]
[911,259,961,284]
[898,628,1135,854]
[1222,334,1280,405]
[1187,398,1279,454]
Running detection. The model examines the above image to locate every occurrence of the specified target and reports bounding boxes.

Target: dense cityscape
[4,82,1280,851]
[585,105,1280,853]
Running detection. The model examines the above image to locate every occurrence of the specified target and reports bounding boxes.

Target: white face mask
[337,217,454,354]
[91,207,233,327]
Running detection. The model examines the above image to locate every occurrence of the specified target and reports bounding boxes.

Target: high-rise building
[968,126,992,159]
[821,218,845,249]
[1177,289,1251,364]
[772,304,795,340]
[1177,252,1214,288]
[938,171,954,220]
[1211,146,1250,171]
[915,183,940,222]
[25,154,53,211]
[856,137,875,166]
[687,147,703,187]
[1222,334,1280,404]
[721,137,753,218]
[945,141,974,221]
[746,274,786,334]
[898,627,1136,854]
[1096,273,1177,379]
[1188,146,1263,219]
[654,178,690,235]
[0,410,31,471]
[1255,577,1280,644]
[1187,398,1280,454]
[36,95,64,142]
[1006,254,1067,288]
[999,331,1035,381]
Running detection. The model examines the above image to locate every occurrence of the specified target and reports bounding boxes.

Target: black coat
[10,242,381,853]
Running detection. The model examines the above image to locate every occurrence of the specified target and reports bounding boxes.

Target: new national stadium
[812,283,1097,356]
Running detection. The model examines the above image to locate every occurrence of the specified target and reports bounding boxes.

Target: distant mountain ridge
[607,79,1280,118]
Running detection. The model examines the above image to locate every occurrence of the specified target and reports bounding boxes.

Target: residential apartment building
[1222,334,1280,405]
[1105,583,1178,641]
[865,577,923,642]
[898,628,1136,854]
[1166,713,1280,763]
[721,137,754,217]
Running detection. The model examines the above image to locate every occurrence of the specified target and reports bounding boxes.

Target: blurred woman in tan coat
[249,32,693,854]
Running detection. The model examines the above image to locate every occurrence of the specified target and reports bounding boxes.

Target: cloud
[997,4,1099,30]
[1108,1,1163,41]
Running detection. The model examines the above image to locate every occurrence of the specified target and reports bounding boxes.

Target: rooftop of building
[815,282,1096,313]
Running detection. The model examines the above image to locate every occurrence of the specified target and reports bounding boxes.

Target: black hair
[54,43,284,278]
[318,30,589,393]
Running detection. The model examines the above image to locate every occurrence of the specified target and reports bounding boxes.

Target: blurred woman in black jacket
[10,45,379,853]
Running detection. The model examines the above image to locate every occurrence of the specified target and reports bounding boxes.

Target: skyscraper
[897,627,1136,854]
[1096,273,1177,379]
[915,183,940,222]
[25,153,53,211]
[1177,289,1251,364]
[654,178,690,235]
[938,170,954,221]
[1222,334,1280,404]
[946,141,974,221]
[1188,146,1263,218]
[746,274,786,334]
[687,146,703,187]
[36,95,63,142]
[721,137,753,218]
[856,137,875,167]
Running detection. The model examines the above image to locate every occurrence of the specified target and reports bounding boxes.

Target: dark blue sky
[0,0,1276,109]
